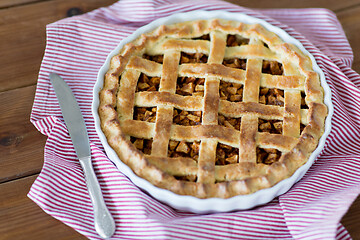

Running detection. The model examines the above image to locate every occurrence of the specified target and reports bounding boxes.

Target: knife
[49,73,115,239]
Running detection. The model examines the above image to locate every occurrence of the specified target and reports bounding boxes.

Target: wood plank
[342,195,360,239]
[0,0,40,9]
[0,0,118,92]
[225,0,360,11]
[0,174,86,239]
[0,85,47,183]
[337,6,360,73]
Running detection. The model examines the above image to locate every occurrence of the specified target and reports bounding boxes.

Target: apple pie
[98,19,327,198]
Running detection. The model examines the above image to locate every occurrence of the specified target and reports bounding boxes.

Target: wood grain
[0,0,118,92]
[342,196,360,239]
[0,175,86,240]
[0,0,39,9]
[0,86,46,183]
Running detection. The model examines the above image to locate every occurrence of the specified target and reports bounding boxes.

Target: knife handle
[79,156,115,239]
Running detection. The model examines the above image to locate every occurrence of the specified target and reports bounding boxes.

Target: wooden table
[0,0,359,239]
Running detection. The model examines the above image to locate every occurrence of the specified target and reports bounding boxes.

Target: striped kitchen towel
[29,0,360,239]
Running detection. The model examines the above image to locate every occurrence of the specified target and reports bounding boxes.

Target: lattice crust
[99,19,327,198]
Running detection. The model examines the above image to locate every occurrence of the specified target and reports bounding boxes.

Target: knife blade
[49,73,115,239]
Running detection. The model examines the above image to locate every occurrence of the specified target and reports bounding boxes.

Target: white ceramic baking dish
[92,10,333,213]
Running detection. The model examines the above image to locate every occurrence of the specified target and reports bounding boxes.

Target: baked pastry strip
[197,31,226,184]
[117,69,140,121]
[238,39,262,163]
[283,91,301,137]
[151,51,180,156]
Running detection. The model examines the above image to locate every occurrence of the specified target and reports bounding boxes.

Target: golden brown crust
[98,19,327,198]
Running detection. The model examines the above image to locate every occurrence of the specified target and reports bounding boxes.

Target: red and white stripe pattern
[29,0,360,239]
